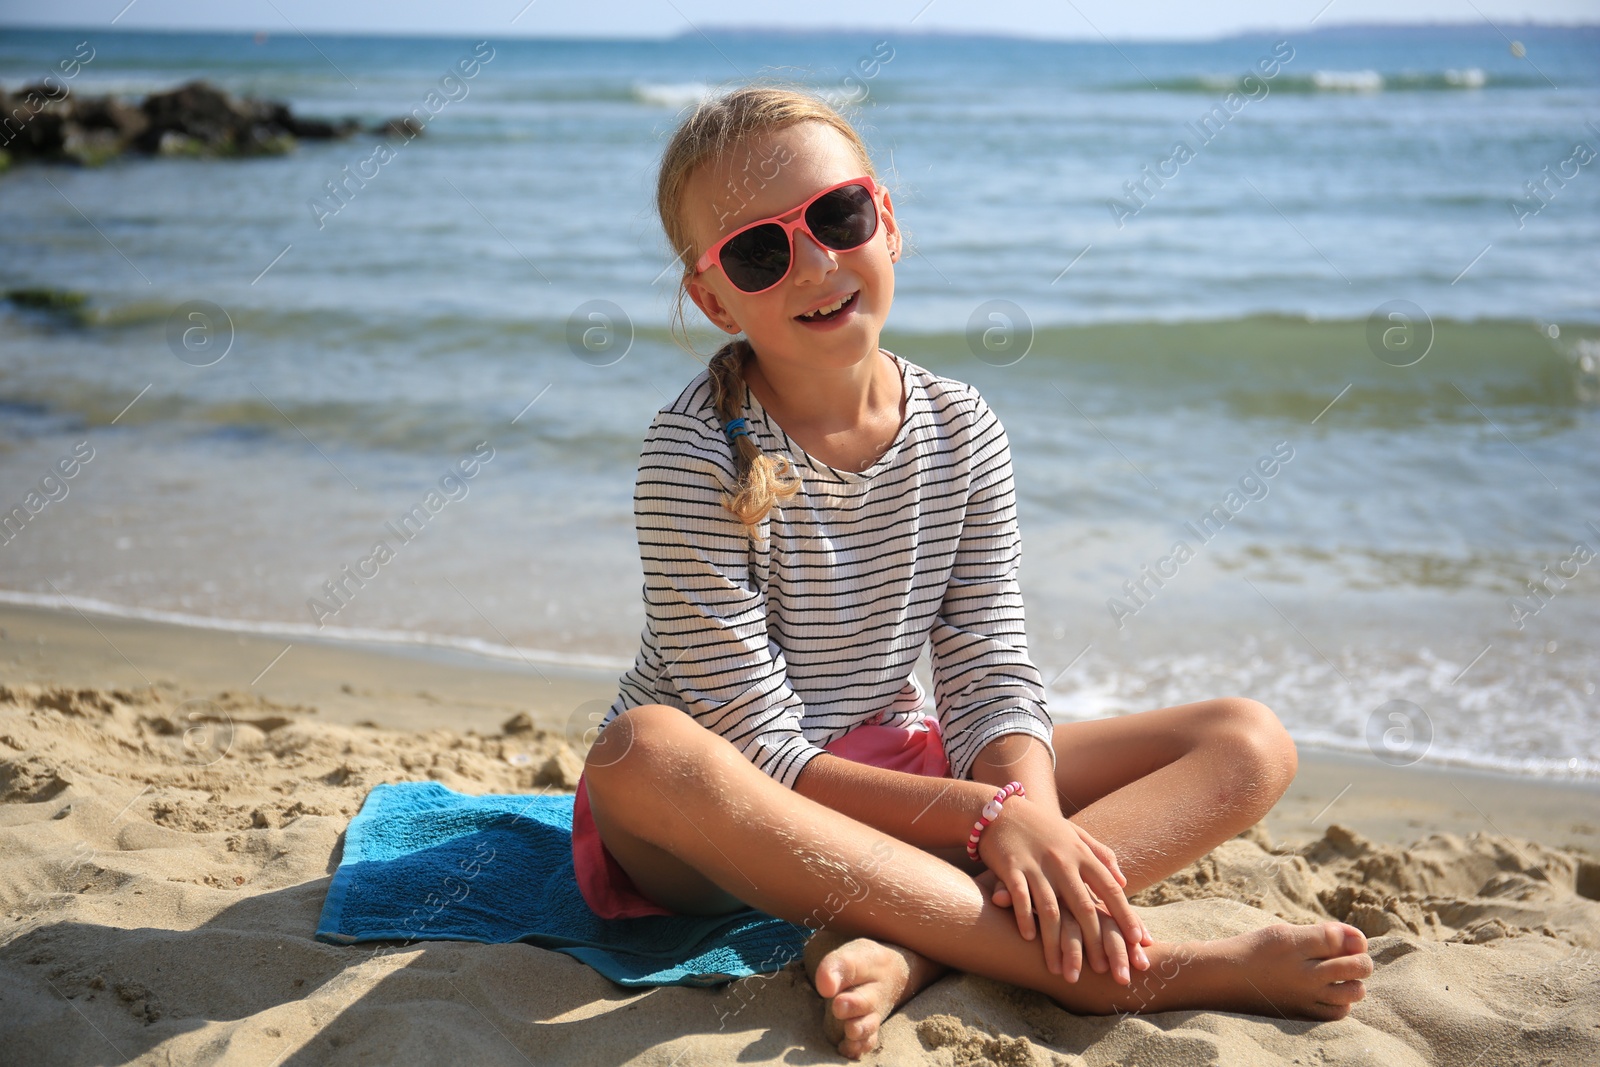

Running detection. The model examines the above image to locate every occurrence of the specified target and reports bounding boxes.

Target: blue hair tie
[723,417,750,443]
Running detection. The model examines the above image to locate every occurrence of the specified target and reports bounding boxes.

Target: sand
[2,601,1598,1066]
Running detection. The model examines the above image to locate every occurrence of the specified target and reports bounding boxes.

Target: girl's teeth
[802,293,853,320]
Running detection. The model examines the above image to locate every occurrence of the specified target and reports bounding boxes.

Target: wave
[629,81,719,108]
[3,586,1592,782]
[1310,69,1385,92]
[1138,68,1533,93]
[3,304,1594,451]
[887,314,1598,411]
[1047,642,1600,782]
[15,295,1593,378]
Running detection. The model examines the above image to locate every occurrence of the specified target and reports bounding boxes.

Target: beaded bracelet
[966,780,1026,862]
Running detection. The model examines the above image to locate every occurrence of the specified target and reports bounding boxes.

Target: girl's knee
[1209,697,1297,787]
[584,703,669,776]
[584,703,731,779]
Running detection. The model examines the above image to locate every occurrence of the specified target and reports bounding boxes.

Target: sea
[1,23,1596,780]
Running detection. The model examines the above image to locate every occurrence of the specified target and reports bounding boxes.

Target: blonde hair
[655,83,882,541]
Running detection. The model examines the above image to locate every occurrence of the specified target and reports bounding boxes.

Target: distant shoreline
[1,21,1597,46]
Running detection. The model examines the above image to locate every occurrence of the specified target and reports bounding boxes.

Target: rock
[60,126,123,167]
[237,126,297,156]
[373,116,424,139]
[1,78,353,166]
[1,83,71,159]
[502,712,537,735]
[534,748,585,790]
[285,115,360,139]
[155,130,205,157]
[6,287,90,322]
[137,80,279,155]
[137,81,243,148]
[72,94,148,141]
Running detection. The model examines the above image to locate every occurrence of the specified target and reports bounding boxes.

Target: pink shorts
[571,714,952,919]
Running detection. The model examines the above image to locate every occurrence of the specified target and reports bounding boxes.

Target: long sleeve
[929,388,1056,782]
[612,407,830,790]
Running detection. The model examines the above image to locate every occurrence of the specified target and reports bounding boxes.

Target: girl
[573,85,1372,1059]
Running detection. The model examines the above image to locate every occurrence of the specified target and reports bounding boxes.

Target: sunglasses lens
[714,183,879,293]
[720,223,791,292]
[806,184,877,251]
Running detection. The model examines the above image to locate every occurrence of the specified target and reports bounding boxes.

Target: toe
[843,1011,882,1042]
[1312,921,1365,959]
[839,1029,880,1060]
[823,1011,846,1046]
[804,931,850,992]
[1314,953,1374,983]
[1323,980,1366,1005]
[816,954,860,1000]
[831,990,867,1020]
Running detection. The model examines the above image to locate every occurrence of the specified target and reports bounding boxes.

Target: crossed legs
[582,700,1370,1058]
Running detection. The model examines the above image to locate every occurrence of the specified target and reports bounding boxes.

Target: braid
[706,339,802,541]
[653,84,871,541]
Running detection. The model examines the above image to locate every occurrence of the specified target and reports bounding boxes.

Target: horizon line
[0,18,1596,47]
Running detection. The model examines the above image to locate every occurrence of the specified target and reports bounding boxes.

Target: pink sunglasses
[693,175,881,294]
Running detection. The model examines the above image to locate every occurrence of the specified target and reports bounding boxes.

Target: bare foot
[1223,920,1373,1021]
[1081,921,1372,1021]
[804,931,948,1059]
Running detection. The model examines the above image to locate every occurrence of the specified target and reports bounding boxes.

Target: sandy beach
[0,600,1595,1066]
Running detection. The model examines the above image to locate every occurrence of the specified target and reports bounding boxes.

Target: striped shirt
[605,348,1056,790]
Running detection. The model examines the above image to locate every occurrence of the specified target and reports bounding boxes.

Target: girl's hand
[977,798,1151,984]
[988,881,1152,986]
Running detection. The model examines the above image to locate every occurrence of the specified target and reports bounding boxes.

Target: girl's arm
[622,405,833,787]
[925,387,1143,976]
[926,388,1056,785]
[792,750,996,848]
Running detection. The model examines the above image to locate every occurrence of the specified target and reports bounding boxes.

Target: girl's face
[681,121,900,371]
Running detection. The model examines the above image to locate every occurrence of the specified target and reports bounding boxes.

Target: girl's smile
[794,289,860,328]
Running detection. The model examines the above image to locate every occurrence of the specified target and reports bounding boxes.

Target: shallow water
[2,25,1596,778]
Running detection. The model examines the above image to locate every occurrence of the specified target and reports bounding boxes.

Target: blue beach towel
[315,781,811,987]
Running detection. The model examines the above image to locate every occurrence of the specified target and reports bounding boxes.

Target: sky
[0,0,1595,40]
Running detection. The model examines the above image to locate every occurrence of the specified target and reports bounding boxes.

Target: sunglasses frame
[693,174,882,294]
